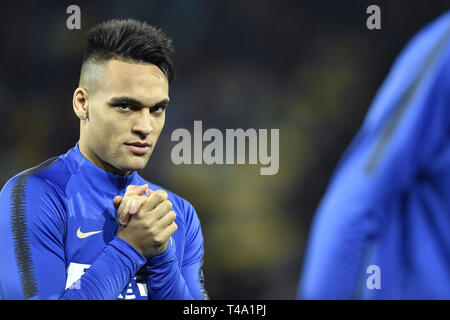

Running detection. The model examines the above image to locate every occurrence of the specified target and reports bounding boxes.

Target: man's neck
[78,141,131,176]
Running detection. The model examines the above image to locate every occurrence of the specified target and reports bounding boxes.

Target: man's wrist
[147,237,176,267]
[110,236,147,267]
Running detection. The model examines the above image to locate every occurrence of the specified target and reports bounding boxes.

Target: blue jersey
[299,11,450,299]
[0,144,208,300]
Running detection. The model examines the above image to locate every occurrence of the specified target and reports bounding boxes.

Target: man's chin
[117,157,149,173]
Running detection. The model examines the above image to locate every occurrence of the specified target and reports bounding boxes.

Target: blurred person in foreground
[298,11,450,299]
[0,19,208,300]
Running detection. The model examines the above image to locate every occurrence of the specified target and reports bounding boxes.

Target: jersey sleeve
[0,174,146,299]
[298,12,450,299]
[145,198,208,300]
[180,199,208,299]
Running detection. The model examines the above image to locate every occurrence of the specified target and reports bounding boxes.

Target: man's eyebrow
[108,96,170,108]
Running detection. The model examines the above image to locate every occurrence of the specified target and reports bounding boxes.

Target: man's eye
[151,106,166,114]
[117,104,141,112]
[117,104,131,111]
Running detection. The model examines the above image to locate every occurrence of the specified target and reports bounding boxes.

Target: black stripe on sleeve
[9,156,60,299]
[198,258,209,300]
[10,174,38,299]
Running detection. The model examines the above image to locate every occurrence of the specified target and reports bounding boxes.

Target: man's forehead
[101,59,169,100]
[105,59,167,80]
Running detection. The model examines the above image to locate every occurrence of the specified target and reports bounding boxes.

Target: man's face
[77,59,170,175]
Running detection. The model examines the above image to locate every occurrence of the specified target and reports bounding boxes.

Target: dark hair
[82,19,175,83]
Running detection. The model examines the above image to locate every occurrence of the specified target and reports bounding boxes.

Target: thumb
[113,195,123,210]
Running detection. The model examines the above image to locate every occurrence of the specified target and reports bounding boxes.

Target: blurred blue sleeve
[298,11,450,299]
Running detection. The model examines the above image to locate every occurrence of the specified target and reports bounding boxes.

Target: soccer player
[0,19,208,300]
[298,11,450,299]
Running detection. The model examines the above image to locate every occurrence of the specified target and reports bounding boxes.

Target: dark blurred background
[0,0,448,299]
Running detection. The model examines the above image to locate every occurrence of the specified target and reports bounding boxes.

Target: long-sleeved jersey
[0,143,208,300]
[299,11,450,299]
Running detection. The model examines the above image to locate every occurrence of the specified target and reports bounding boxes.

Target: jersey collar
[66,143,139,191]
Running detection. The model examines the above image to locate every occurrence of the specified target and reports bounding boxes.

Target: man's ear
[73,87,89,120]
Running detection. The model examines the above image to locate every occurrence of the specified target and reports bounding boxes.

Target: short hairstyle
[81,18,175,83]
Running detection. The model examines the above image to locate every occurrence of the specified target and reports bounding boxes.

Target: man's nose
[132,109,153,137]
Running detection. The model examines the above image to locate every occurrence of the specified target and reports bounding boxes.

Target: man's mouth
[124,141,151,155]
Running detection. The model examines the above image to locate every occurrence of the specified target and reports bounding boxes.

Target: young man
[298,11,450,299]
[0,19,208,300]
